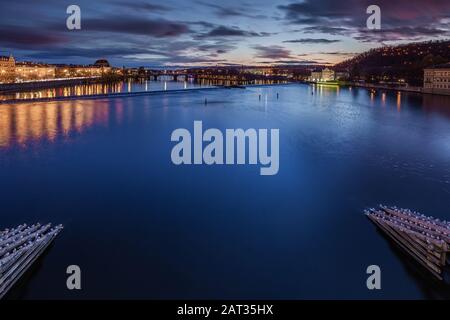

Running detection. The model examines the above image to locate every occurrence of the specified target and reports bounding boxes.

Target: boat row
[0,223,63,299]
[366,205,450,281]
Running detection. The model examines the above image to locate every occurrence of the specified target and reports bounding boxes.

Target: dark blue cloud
[82,17,190,37]
[0,0,448,65]
[278,0,450,42]
[283,38,340,44]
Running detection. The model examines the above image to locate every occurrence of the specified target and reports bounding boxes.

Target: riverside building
[424,63,450,95]
[0,55,16,83]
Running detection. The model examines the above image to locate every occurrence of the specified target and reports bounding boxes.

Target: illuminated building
[321,68,335,81]
[0,55,16,83]
[3,54,113,83]
[310,71,322,82]
[310,68,335,82]
[424,63,450,95]
[15,62,56,82]
[54,64,111,78]
[242,67,273,76]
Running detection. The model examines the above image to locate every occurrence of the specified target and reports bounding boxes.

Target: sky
[0,0,449,67]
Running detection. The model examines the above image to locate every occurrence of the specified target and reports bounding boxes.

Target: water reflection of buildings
[0,100,114,148]
[397,92,402,111]
[0,83,124,101]
[0,79,287,102]
[423,94,450,119]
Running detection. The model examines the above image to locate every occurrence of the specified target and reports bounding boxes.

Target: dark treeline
[334,40,450,86]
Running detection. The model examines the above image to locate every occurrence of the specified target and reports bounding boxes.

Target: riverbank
[343,81,422,94]
[309,81,450,96]
[0,77,104,93]
[343,81,450,96]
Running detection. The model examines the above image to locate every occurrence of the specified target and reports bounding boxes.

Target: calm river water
[1,84,450,299]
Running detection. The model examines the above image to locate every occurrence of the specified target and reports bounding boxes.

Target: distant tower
[0,52,16,83]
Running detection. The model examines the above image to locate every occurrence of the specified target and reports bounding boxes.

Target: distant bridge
[129,69,290,82]
[129,69,195,81]
[148,73,194,81]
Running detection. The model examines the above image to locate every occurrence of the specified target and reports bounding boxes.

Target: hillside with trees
[334,40,450,86]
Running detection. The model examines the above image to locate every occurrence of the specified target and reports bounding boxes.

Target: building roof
[425,62,450,70]
[94,59,110,67]
[16,62,53,67]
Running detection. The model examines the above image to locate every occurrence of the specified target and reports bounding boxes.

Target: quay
[0,223,63,299]
[0,77,101,93]
[366,206,450,281]
[344,82,424,94]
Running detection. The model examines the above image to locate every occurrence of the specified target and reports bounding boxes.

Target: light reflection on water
[0,79,287,102]
[0,100,112,147]
[2,84,450,150]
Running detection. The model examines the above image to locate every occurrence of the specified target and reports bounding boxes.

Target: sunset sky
[0,0,449,67]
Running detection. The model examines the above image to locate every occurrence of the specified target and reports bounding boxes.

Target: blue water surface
[1,84,450,299]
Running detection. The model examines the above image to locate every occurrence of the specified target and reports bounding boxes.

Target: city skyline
[0,0,449,67]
